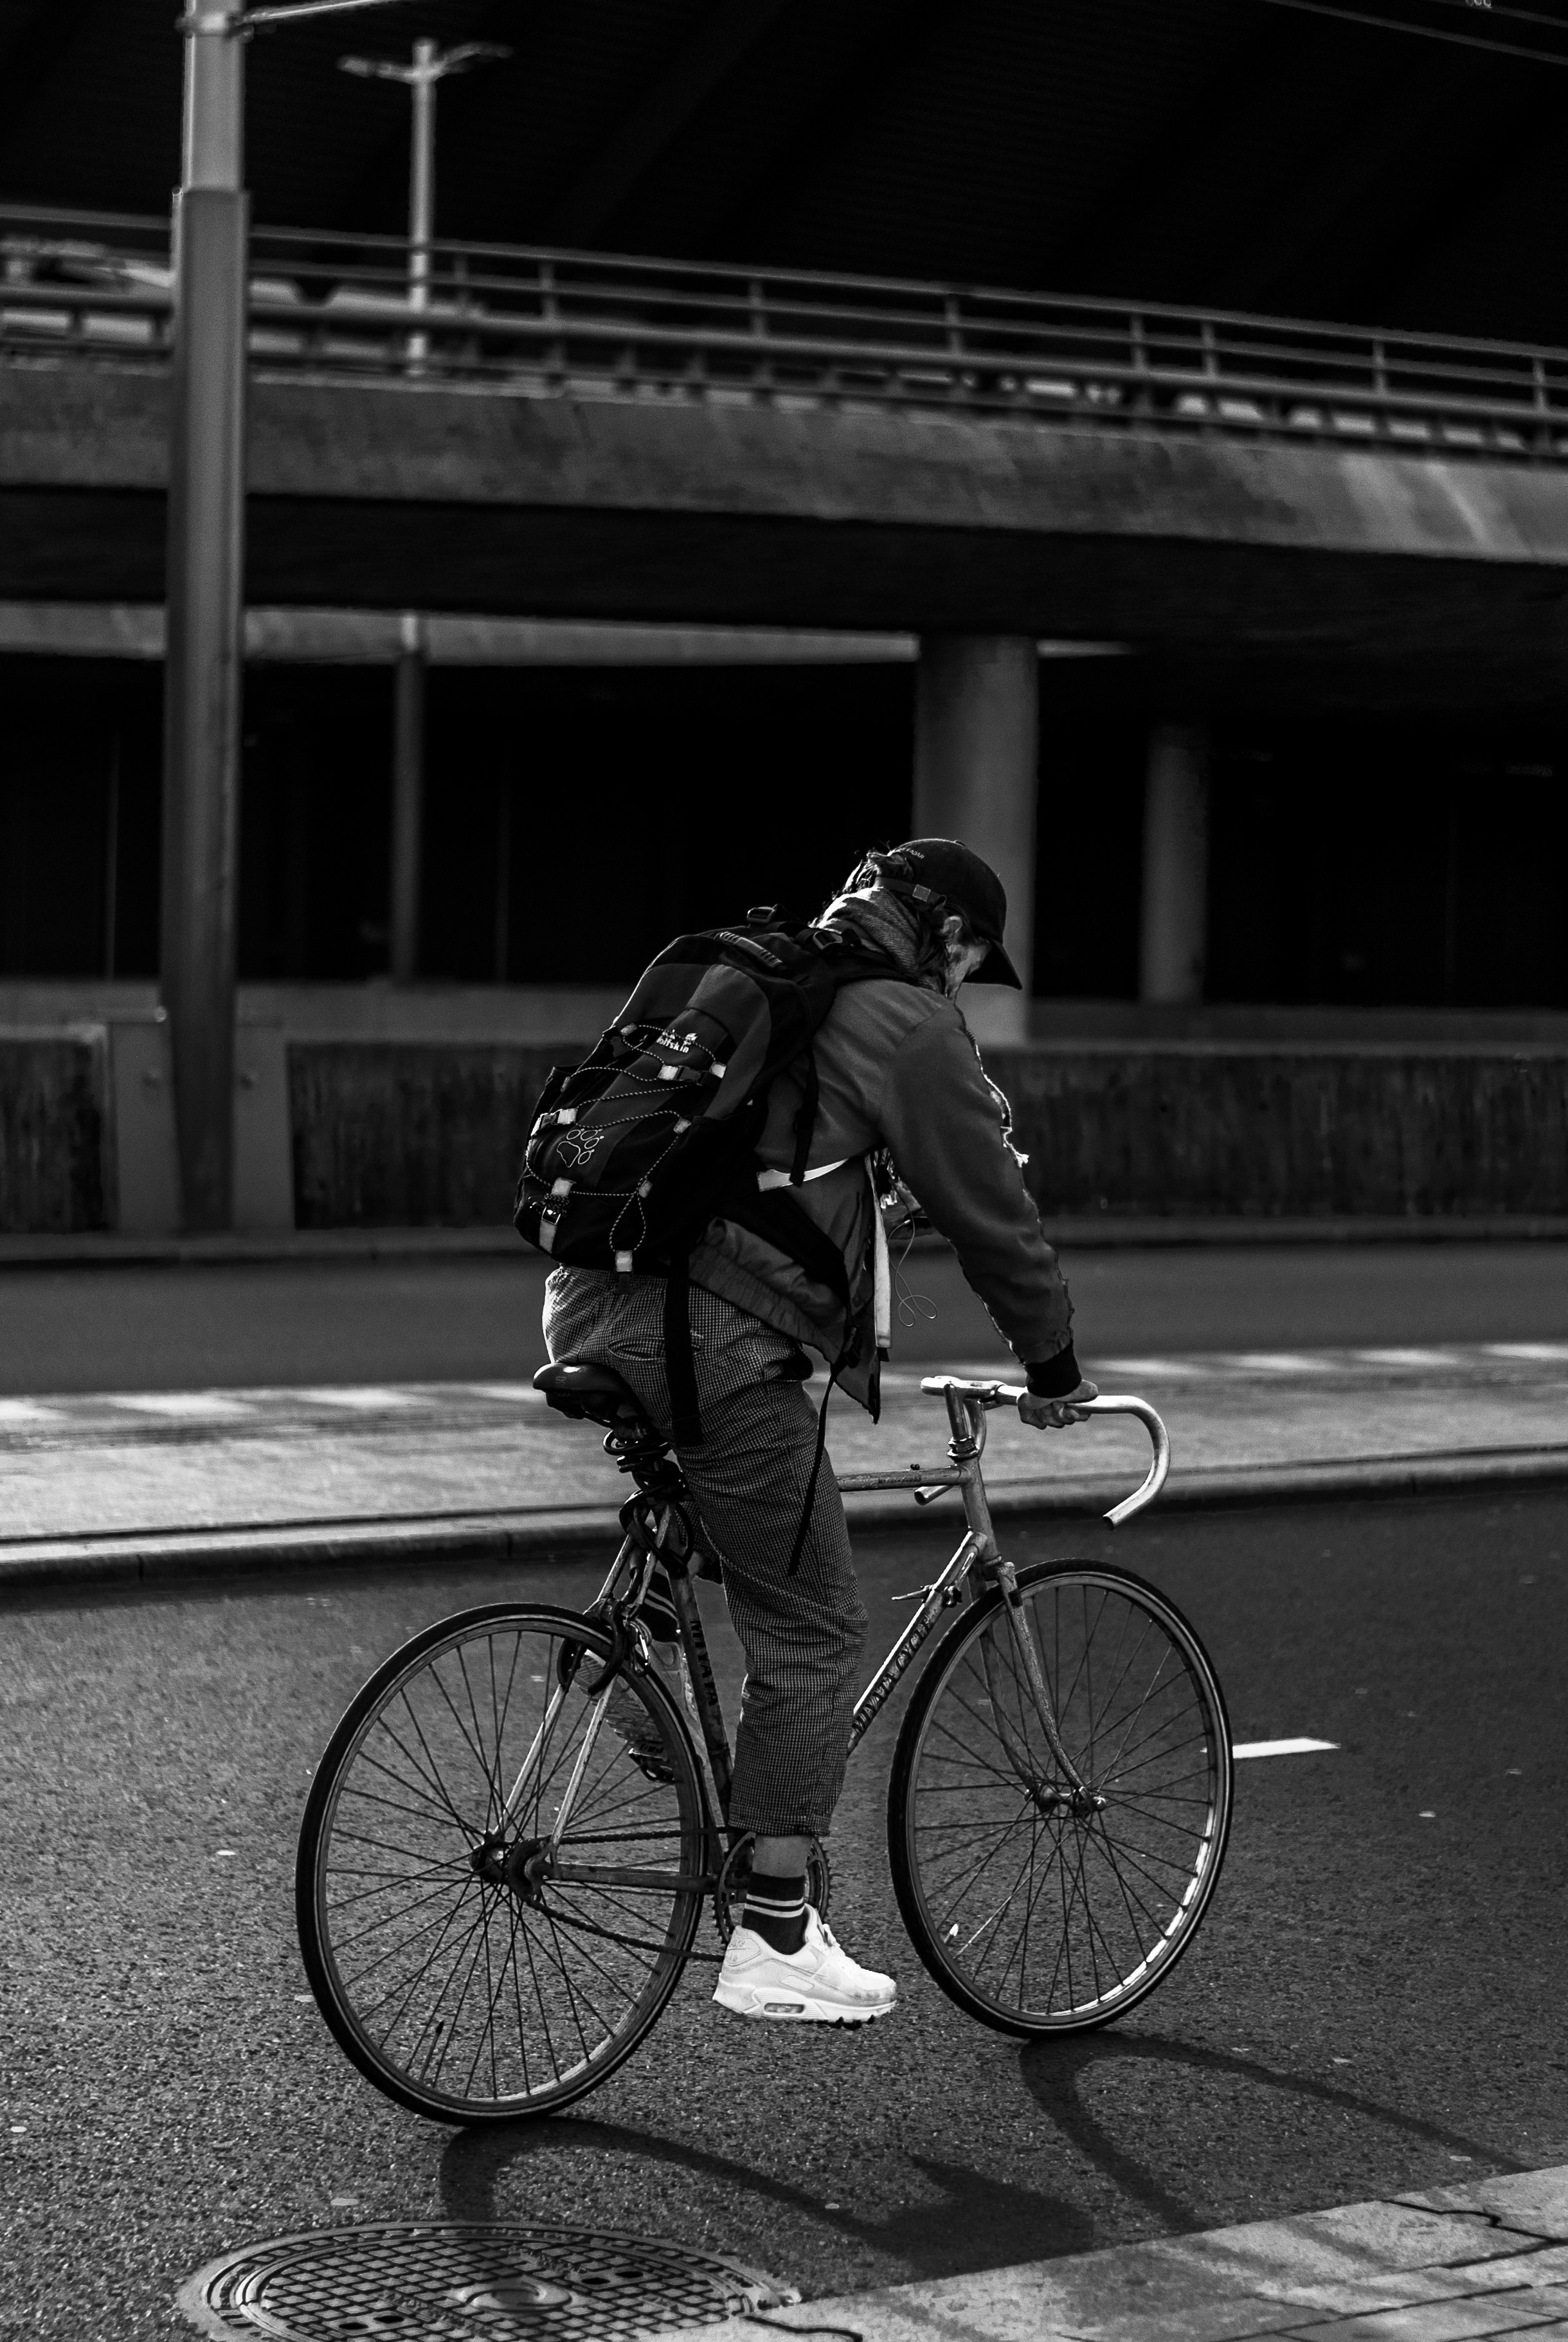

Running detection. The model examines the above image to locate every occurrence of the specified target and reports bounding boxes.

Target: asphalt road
[1,1239,1565,1394]
[5,1484,1567,2338]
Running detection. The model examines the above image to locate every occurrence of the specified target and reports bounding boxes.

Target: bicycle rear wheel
[888,1562,1232,2037]
[297,1602,707,2121]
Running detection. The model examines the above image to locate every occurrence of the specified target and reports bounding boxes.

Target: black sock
[743,1870,808,1955]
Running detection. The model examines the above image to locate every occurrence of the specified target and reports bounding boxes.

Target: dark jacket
[687,910,1078,1410]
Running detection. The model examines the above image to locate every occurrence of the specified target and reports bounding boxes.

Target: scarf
[815,887,942,990]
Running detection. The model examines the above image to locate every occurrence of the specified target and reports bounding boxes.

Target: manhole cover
[176,2222,798,2342]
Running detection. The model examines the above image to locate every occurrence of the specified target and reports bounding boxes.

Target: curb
[0,1216,1565,1271]
[696,2164,1568,2342]
[0,1227,526,1271]
[5,1443,1566,1595]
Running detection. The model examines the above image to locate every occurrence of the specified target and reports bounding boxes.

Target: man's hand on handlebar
[1018,1379,1099,1430]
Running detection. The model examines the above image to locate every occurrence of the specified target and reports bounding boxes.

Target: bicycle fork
[857,1389,1097,1813]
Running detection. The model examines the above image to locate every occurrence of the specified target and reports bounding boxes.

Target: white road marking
[1224,1352,1333,1373]
[0,1399,64,1427]
[464,1383,545,1403]
[110,1392,253,1419]
[1095,1358,1205,1378]
[1232,1737,1339,1760]
[1484,1342,1568,1362]
[293,1387,420,1410]
[1352,1347,1461,1369]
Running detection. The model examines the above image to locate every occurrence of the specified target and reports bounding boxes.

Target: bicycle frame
[509,1378,1169,1870]
[842,1382,1168,1786]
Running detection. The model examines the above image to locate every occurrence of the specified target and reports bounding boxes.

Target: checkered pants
[541,1266,867,1837]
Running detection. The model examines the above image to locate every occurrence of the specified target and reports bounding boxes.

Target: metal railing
[3,199,1567,462]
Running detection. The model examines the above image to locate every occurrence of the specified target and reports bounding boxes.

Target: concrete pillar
[389,613,425,982]
[1139,721,1210,1005]
[913,636,1038,1044]
[161,0,246,1230]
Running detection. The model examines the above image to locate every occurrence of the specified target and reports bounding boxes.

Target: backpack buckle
[538,1183,571,1253]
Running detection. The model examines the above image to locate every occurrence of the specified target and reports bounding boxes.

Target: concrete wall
[288,1043,561,1229]
[996,1047,1568,1219]
[0,1031,109,1233]
[289,1040,1568,1227]
[4,1025,1564,1232]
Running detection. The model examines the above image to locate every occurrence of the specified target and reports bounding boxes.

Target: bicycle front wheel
[888,1562,1232,2037]
[297,1602,708,2122]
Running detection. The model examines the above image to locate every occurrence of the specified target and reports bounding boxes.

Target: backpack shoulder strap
[782,932,912,1182]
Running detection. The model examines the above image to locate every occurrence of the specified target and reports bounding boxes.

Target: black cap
[875,838,1022,987]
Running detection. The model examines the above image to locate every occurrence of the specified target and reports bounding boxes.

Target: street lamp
[339,40,510,371]
[165,0,451,1227]
[164,0,249,1232]
[337,37,509,984]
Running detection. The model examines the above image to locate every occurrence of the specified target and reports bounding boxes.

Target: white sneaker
[712,1907,897,2026]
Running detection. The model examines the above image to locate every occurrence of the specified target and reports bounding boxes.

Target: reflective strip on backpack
[869,1160,892,1356]
[756,1154,890,1354]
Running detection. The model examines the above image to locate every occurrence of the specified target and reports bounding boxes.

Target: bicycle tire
[296,1601,707,2122]
[887,1561,1232,2037]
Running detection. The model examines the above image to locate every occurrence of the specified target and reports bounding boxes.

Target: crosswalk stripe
[110,1393,253,1419]
[0,1398,63,1426]
[293,1387,420,1410]
[1233,1737,1339,1760]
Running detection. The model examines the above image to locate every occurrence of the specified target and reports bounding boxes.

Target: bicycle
[296,1365,1234,2123]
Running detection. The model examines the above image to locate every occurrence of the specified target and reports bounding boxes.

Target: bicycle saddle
[534,1360,657,1433]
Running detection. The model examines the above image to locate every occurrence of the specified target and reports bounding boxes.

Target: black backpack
[514,906,903,1446]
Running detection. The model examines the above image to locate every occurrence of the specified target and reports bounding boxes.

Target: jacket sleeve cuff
[1025,1346,1081,1400]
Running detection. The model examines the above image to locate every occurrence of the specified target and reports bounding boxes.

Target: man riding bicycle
[541,838,1097,2026]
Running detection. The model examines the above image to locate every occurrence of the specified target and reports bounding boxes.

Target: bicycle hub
[1032,1785,1107,1819]
[471,1832,552,1902]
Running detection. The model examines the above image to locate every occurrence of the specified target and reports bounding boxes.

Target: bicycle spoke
[1092,1812,1169,1945]
[417,1894,496,2086]
[336,1775,470,1832]
[328,1824,473,1868]
[1092,1811,1156,1967]
[375,1884,492,2051]
[505,1896,534,2100]
[455,1642,501,1832]
[392,1691,480,1836]
[329,1871,473,1956]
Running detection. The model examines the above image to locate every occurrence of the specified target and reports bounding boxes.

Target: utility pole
[163,0,249,1230]
[338,37,509,981]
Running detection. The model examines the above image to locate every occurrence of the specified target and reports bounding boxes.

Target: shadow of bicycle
[437,2113,1096,2278]
[1018,2030,1524,2232]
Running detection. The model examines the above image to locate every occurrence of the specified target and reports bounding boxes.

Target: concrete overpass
[11,366,1568,716]
[6,210,1568,714]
